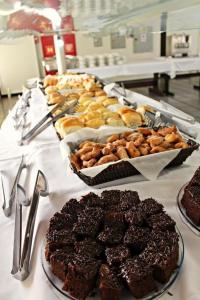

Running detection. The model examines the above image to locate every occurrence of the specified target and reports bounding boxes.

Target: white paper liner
[60,126,181,181]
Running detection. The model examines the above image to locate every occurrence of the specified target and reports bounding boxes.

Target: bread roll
[96,96,108,103]
[45,86,58,95]
[86,118,105,128]
[86,103,104,112]
[79,95,93,103]
[121,111,143,127]
[85,111,102,121]
[43,75,58,87]
[117,106,137,115]
[106,117,125,127]
[95,90,107,97]
[65,93,80,101]
[55,117,68,132]
[60,118,84,137]
[48,92,65,105]
[80,91,94,98]
[103,98,119,107]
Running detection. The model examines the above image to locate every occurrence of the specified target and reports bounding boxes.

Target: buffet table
[71,57,200,79]
[71,57,200,96]
[0,88,200,300]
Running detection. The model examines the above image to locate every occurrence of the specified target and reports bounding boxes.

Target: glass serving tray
[177,183,200,236]
[41,226,184,300]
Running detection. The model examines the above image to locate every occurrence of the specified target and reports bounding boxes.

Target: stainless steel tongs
[1,156,28,217]
[11,170,49,281]
[20,99,78,145]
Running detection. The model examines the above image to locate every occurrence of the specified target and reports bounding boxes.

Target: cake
[121,258,156,298]
[45,190,179,300]
[99,264,122,300]
[181,167,200,225]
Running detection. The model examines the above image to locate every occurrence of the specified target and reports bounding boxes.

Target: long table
[0,88,200,300]
[71,57,200,95]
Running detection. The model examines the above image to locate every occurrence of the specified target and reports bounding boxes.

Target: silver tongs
[20,100,78,145]
[11,170,49,281]
[1,156,28,217]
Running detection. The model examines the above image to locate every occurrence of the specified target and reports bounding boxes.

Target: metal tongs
[20,99,78,145]
[1,156,28,217]
[11,170,49,281]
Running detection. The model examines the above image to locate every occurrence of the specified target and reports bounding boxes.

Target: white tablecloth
[0,88,200,300]
[70,57,200,79]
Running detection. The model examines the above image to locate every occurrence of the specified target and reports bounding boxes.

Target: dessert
[69,126,189,170]
[121,258,156,298]
[45,190,179,300]
[181,167,200,225]
[99,264,122,300]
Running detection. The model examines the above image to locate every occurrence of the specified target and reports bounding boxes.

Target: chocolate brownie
[45,190,179,299]
[98,225,124,245]
[73,207,104,238]
[105,245,130,265]
[119,190,140,211]
[125,209,145,226]
[101,190,121,207]
[147,212,176,231]
[75,239,103,258]
[63,254,101,299]
[45,242,74,262]
[124,226,150,253]
[181,185,200,225]
[187,167,200,188]
[139,198,163,217]
[61,198,83,216]
[121,258,156,298]
[99,264,122,300]
[80,192,104,208]
[45,229,76,261]
[140,230,179,283]
[50,250,74,281]
[48,212,76,233]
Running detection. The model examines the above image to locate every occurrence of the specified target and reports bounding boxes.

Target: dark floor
[133,77,200,122]
[0,78,200,126]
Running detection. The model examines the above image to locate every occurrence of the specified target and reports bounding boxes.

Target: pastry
[48,92,66,105]
[43,75,58,87]
[60,117,84,137]
[85,118,105,129]
[103,98,119,107]
[70,127,190,170]
[106,117,125,127]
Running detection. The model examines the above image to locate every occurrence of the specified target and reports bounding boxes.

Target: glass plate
[177,183,200,236]
[41,227,184,300]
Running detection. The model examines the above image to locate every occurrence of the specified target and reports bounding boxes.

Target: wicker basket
[71,139,199,186]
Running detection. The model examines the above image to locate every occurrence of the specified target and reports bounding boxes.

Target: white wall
[75,30,160,63]
[0,36,39,95]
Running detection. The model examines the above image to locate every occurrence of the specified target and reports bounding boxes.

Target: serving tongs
[11,170,49,281]
[1,156,28,217]
[20,99,78,145]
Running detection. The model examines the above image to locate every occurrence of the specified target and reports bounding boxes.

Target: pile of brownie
[181,166,200,225]
[45,190,179,300]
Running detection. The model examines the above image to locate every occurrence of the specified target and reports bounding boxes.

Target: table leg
[193,77,200,90]
[149,73,165,96]
[162,74,174,96]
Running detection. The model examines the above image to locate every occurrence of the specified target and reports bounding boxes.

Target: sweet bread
[95,90,107,97]
[102,98,119,107]
[45,86,58,95]
[121,111,143,127]
[86,118,105,129]
[48,92,66,105]
[106,117,125,127]
[60,117,84,137]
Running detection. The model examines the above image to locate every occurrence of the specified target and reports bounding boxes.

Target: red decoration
[63,33,77,56]
[41,36,55,57]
